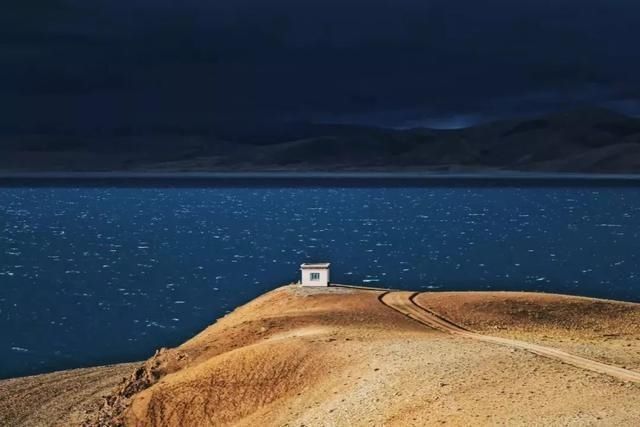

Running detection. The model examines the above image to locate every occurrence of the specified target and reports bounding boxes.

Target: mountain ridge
[2,108,640,173]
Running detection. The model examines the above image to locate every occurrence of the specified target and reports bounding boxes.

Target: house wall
[301,268,330,286]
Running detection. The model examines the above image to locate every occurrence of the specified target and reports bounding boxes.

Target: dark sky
[3,0,640,132]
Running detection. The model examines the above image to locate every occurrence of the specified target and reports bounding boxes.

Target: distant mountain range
[3,108,640,173]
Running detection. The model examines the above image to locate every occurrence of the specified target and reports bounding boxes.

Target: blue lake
[1,186,640,378]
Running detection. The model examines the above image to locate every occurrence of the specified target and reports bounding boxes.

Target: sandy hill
[2,285,640,426]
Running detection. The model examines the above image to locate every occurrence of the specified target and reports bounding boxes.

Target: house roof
[300,262,330,269]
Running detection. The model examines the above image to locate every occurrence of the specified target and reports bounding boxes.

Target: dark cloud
[2,0,640,132]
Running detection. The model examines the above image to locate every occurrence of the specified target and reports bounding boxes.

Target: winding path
[380,291,640,383]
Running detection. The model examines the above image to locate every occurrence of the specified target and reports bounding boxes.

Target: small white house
[300,263,330,287]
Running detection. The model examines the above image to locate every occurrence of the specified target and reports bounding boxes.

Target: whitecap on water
[145,321,166,329]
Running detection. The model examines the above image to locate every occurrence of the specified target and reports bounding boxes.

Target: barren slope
[415,291,640,370]
[0,363,137,427]
[92,286,640,426]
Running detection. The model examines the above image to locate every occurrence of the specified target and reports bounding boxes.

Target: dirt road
[381,291,640,383]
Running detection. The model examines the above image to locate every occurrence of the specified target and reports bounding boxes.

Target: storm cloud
[2,0,640,132]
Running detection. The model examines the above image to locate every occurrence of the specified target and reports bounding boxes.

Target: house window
[310,272,320,281]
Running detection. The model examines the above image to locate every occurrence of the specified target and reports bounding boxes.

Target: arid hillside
[0,363,137,426]
[2,285,640,426]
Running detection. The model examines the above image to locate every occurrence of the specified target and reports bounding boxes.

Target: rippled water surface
[1,187,640,378]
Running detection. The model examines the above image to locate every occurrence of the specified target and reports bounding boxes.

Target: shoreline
[2,287,638,382]
[2,171,640,187]
[3,286,640,426]
[2,288,639,383]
